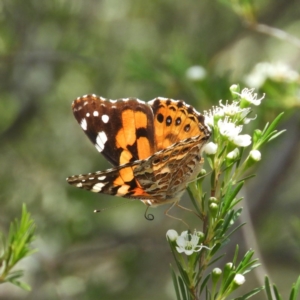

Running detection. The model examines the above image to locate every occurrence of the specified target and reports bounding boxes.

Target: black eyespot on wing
[184,124,190,132]
[157,113,164,123]
[166,116,172,126]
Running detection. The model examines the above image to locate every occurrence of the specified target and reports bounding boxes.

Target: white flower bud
[213,268,222,275]
[234,274,245,285]
[226,148,240,160]
[250,149,261,161]
[232,134,251,147]
[166,229,178,241]
[225,262,233,269]
[230,84,240,94]
[203,142,218,155]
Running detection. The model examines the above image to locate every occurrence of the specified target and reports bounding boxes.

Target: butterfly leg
[175,203,202,219]
[164,202,190,228]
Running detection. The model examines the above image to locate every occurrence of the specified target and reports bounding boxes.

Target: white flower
[237,88,264,106]
[232,134,252,147]
[219,100,240,116]
[243,114,257,124]
[250,149,261,161]
[203,142,218,155]
[219,100,253,124]
[186,65,207,81]
[218,119,252,147]
[166,229,178,241]
[175,231,208,255]
[226,148,240,160]
[233,274,245,285]
[218,119,242,139]
[204,106,224,126]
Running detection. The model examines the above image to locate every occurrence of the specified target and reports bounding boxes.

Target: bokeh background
[0,0,300,299]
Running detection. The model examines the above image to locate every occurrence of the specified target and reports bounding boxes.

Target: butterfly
[67,95,210,207]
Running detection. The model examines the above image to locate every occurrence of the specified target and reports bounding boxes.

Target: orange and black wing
[72,95,156,166]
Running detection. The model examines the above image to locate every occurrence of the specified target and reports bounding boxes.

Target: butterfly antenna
[144,206,154,221]
[94,200,132,213]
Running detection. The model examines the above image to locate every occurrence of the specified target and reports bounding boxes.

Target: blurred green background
[0,0,299,299]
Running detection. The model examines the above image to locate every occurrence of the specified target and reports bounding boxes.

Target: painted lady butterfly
[67,95,211,207]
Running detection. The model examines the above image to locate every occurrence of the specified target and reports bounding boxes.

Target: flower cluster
[203,87,265,157]
[166,85,285,300]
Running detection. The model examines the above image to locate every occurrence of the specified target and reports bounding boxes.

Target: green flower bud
[209,203,218,218]
[212,268,222,284]
[208,197,218,204]
[230,84,240,98]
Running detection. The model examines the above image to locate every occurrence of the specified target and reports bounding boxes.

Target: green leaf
[207,254,225,267]
[171,266,182,300]
[289,276,300,300]
[267,130,286,143]
[264,277,273,300]
[218,144,228,159]
[209,242,222,257]
[273,284,282,300]
[10,279,31,291]
[0,204,37,291]
[253,129,263,145]
[232,244,239,265]
[223,218,243,240]
[254,112,285,149]
[221,181,244,214]
[234,286,264,299]
[178,275,188,300]
[262,112,284,137]
[219,210,235,237]
[200,273,210,294]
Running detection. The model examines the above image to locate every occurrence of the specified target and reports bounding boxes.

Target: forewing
[72,95,155,166]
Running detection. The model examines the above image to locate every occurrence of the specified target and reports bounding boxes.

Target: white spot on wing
[93,111,99,117]
[98,176,106,180]
[102,114,109,123]
[81,118,87,130]
[95,131,108,152]
[76,182,83,187]
[91,182,105,192]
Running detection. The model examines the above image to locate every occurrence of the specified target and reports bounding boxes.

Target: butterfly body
[67,95,210,206]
